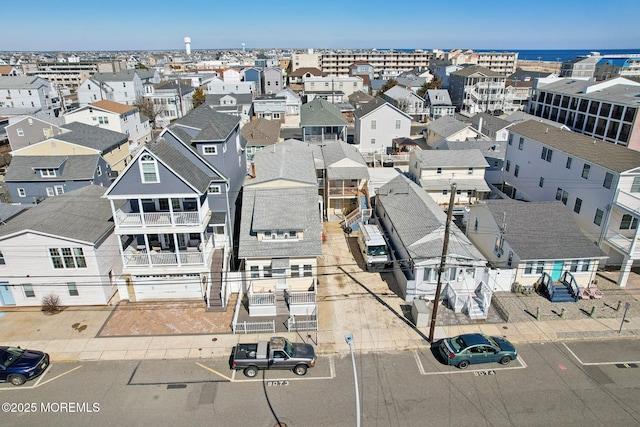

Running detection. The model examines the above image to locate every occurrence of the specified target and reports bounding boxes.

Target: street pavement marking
[230,356,335,383]
[562,343,640,366]
[196,362,232,381]
[36,365,83,388]
[413,350,527,376]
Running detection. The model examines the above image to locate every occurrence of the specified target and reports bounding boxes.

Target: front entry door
[551,261,564,281]
[0,282,16,305]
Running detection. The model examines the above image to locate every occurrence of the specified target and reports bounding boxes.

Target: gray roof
[321,142,369,180]
[377,175,486,263]
[451,65,505,77]
[0,203,27,223]
[206,93,254,106]
[238,186,323,259]
[59,121,129,152]
[467,113,510,135]
[11,110,65,127]
[413,148,489,168]
[91,70,141,83]
[248,141,317,186]
[0,75,47,89]
[426,116,473,138]
[167,104,241,143]
[480,199,605,260]
[300,98,348,127]
[0,185,117,244]
[508,120,640,173]
[431,140,506,160]
[147,138,213,193]
[353,97,410,120]
[4,154,100,181]
[425,90,452,106]
[536,78,640,106]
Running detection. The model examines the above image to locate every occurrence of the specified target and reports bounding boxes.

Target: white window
[140,154,159,183]
[17,128,24,136]
[17,188,26,198]
[208,184,221,194]
[67,282,79,296]
[96,165,102,177]
[49,247,87,269]
[203,145,217,155]
[524,261,545,275]
[23,284,35,298]
[303,264,312,277]
[223,143,227,153]
[395,120,401,129]
[98,116,109,125]
[46,187,54,197]
[40,169,56,177]
[0,250,5,265]
[371,120,376,130]
[370,138,375,145]
[54,185,64,195]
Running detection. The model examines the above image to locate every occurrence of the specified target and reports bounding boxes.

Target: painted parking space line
[562,343,640,366]
[413,350,527,376]
[196,362,232,381]
[36,365,82,387]
[0,365,80,391]
[231,356,336,383]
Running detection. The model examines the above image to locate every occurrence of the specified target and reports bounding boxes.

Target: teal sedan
[439,333,517,369]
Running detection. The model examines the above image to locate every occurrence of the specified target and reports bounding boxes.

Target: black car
[0,346,50,386]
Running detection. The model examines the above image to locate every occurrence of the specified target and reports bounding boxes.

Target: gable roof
[167,104,241,143]
[426,116,474,138]
[4,154,100,181]
[247,141,317,186]
[508,120,640,173]
[288,67,326,77]
[479,200,605,260]
[377,175,486,262]
[425,89,452,106]
[59,121,129,151]
[413,148,489,168]
[0,203,27,223]
[321,142,369,180]
[0,185,117,244]
[451,65,504,78]
[205,93,254,106]
[467,112,510,135]
[90,100,137,115]
[241,118,281,146]
[91,70,141,83]
[146,138,213,193]
[353,97,412,120]
[300,98,348,127]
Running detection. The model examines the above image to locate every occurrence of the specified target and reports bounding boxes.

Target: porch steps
[549,281,578,303]
[467,297,485,320]
[206,249,225,312]
[275,291,289,316]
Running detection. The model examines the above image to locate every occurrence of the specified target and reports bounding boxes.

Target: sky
[2,0,640,52]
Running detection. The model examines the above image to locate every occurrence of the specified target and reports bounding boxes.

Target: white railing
[115,209,204,227]
[288,291,316,305]
[123,247,205,267]
[288,315,318,332]
[233,320,276,334]
[249,292,275,306]
[605,229,635,254]
[613,190,640,214]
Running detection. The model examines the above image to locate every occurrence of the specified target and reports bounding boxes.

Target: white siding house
[353,98,412,155]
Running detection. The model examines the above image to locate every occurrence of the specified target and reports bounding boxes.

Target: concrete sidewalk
[1,222,639,362]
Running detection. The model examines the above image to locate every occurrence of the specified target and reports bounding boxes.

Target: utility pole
[428,182,456,343]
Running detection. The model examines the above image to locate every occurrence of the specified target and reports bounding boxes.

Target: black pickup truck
[230,337,316,377]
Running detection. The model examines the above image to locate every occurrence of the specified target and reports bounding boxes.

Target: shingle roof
[0,76,47,89]
[0,203,27,223]
[168,104,241,142]
[241,118,281,146]
[238,186,323,259]
[480,200,605,260]
[377,175,486,262]
[0,185,118,244]
[353,97,411,120]
[413,148,489,168]
[508,120,640,173]
[451,65,504,77]
[147,138,213,193]
[467,113,510,135]
[426,116,473,138]
[90,100,137,115]
[300,98,348,127]
[248,141,317,186]
[59,121,128,151]
[288,67,326,77]
[4,155,100,181]
[321,142,369,180]
[205,93,254,106]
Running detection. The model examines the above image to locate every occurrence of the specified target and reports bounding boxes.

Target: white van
[357,224,390,271]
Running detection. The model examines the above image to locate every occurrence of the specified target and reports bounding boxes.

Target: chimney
[250,162,256,178]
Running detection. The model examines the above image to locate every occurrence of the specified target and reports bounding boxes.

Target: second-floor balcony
[122,245,208,267]
[613,189,640,214]
[113,197,209,229]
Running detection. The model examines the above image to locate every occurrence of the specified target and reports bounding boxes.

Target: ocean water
[476,49,640,62]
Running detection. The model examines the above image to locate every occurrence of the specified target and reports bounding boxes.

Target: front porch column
[618,256,633,287]
[138,198,146,226]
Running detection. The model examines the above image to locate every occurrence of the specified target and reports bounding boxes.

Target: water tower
[184,37,192,56]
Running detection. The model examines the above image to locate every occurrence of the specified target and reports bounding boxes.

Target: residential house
[560,54,602,78]
[595,57,640,81]
[222,68,242,83]
[431,63,463,89]
[300,98,348,143]
[63,100,152,155]
[424,89,455,119]
[527,77,640,150]
[320,141,369,221]
[348,62,375,83]
[205,93,254,125]
[502,70,549,113]
[423,115,481,144]
[160,105,247,245]
[375,175,488,316]
[303,76,364,101]
[287,67,326,91]
[262,66,285,94]
[353,97,412,155]
[252,94,287,122]
[466,199,606,292]
[429,139,505,185]
[242,67,262,95]
[0,186,122,307]
[238,142,322,322]
[0,65,22,76]
[77,70,150,107]
[467,112,511,141]
[0,76,61,117]
[381,85,427,119]
[502,120,640,286]
[449,65,506,116]
[104,138,231,307]
[143,79,195,128]
[241,118,281,161]
[348,91,375,110]
[275,88,302,118]
[203,76,256,96]
[408,149,490,207]
[6,111,66,151]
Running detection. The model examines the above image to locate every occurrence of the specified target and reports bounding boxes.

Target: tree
[427,74,442,90]
[380,78,398,93]
[417,81,429,98]
[192,87,206,109]
[135,62,148,70]
[134,96,167,127]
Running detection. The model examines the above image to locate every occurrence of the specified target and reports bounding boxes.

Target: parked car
[230,337,316,377]
[439,333,517,369]
[0,346,50,386]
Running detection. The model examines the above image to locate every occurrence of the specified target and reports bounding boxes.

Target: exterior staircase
[538,271,580,303]
[467,296,485,320]
[275,290,289,316]
[206,249,225,312]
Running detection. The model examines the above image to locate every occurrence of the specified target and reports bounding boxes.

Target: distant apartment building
[319,50,431,77]
[291,50,322,72]
[448,66,506,115]
[0,76,61,116]
[528,77,640,150]
[594,56,640,81]
[445,49,518,75]
[559,54,601,78]
[21,60,128,91]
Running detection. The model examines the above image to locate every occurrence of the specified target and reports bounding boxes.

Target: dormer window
[40,168,56,177]
[140,154,159,183]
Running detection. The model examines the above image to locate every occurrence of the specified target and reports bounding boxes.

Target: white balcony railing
[288,291,316,305]
[123,246,206,267]
[115,210,203,228]
[613,190,640,214]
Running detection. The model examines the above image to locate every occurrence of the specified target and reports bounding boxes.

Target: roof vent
[545,128,548,134]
